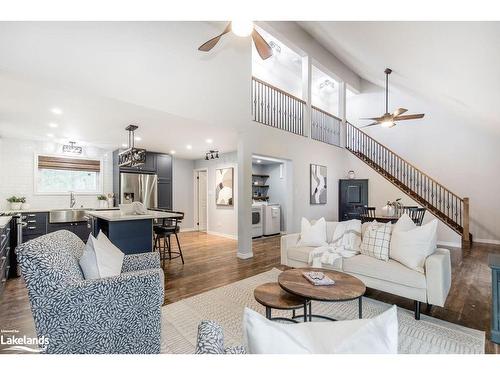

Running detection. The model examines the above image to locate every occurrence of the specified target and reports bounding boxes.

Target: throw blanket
[308,220,362,268]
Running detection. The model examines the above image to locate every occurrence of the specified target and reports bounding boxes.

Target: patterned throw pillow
[360,221,392,261]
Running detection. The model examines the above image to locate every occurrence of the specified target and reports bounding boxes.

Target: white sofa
[280,221,452,319]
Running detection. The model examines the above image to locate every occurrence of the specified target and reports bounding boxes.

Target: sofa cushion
[343,254,426,289]
[287,246,314,263]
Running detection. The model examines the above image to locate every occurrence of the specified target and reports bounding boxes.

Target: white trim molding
[207,230,237,240]
[237,251,254,259]
[475,238,500,245]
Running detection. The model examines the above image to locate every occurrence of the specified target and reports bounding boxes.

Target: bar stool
[153,211,185,267]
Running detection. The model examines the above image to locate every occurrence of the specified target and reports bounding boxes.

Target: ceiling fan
[198,21,273,60]
[360,68,425,128]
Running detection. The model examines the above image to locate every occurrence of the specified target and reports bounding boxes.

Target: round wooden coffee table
[254,282,310,323]
[278,268,366,321]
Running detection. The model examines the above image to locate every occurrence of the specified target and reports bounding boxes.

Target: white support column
[302,55,312,138]
[237,134,253,259]
[339,81,347,148]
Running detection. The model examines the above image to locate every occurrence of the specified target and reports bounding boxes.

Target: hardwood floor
[0,231,499,353]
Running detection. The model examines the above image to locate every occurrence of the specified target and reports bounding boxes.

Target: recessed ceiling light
[170,150,176,155]
[51,107,63,115]
[47,133,54,138]
[205,138,213,144]
[257,159,262,163]
[48,122,59,128]
[186,145,192,150]
[135,136,142,141]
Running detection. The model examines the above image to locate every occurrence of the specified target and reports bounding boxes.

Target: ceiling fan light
[231,20,254,37]
[381,121,395,128]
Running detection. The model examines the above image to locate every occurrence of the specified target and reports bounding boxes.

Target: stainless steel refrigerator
[120,172,158,208]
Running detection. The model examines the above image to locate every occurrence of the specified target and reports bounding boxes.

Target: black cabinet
[0,222,12,298]
[47,221,91,242]
[339,179,368,221]
[113,150,173,209]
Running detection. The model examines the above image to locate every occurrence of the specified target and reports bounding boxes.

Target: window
[35,154,102,194]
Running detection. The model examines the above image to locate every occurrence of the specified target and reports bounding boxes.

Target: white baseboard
[207,231,238,240]
[474,238,500,245]
[180,227,195,232]
[237,251,254,259]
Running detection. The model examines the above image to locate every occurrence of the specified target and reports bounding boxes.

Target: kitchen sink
[49,209,89,224]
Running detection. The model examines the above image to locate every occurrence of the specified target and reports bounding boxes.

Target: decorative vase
[382,204,395,216]
[348,170,356,179]
[21,203,31,210]
[10,202,22,210]
[99,200,108,209]
[107,198,114,208]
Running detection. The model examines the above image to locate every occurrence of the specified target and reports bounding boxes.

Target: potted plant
[97,194,108,209]
[7,196,26,210]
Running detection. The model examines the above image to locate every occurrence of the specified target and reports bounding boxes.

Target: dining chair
[405,207,426,226]
[360,205,376,223]
[153,210,185,266]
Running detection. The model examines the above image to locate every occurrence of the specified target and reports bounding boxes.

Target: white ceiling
[298,21,500,129]
[0,21,251,159]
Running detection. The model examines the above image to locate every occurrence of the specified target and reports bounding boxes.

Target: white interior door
[197,170,208,231]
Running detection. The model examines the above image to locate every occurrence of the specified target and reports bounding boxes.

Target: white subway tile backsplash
[0,138,114,210]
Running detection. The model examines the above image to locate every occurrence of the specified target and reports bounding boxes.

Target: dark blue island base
[93,218,153,255]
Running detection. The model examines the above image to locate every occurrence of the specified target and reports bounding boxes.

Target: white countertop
[0,216,12,228]
[85,209,182,222]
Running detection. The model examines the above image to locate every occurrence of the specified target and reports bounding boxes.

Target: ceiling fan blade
[251,29,273,60]
[394,113,425,121]
[360,122,380,128]
[392,108,408,117]
[198,22,232,52]
[360,117,383,121]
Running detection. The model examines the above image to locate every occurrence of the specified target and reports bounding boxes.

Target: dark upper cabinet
[156,154,172,181]
[338,179,368,221]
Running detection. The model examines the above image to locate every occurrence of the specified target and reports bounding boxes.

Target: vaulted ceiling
[298,21,500,131]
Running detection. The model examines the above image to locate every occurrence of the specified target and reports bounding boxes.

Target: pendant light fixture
[118,125,147,167]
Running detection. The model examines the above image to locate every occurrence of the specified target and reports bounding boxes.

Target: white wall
[172,157,195,231]
[0,137,113,210]
[347,80,500,243]
[194,152,238,239]
[238,124,349,257]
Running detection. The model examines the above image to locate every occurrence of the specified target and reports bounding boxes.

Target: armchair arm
[425,248,451,307]
[195,320,246,354]
[280,233,300,266]
[44,268,164,354]
[122,251,161,273]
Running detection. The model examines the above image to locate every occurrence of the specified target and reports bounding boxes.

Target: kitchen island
[85,209,182,255]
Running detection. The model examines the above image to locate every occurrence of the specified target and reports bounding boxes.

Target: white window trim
[33,153,104,196]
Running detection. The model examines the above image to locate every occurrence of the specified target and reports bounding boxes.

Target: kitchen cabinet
[0,219,12,299]
[47,221,91,242]
[158,180,172,210]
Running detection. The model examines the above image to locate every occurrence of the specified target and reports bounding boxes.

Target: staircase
[346,122,471,248]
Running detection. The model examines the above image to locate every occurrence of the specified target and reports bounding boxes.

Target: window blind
[38,155,101,172]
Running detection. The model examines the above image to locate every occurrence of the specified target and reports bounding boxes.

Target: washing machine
[251,204,263,238]
[263,204,281,236]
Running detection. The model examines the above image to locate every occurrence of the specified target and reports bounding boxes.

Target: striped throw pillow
[360,221,392,261]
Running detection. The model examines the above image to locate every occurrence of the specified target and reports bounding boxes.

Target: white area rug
[161,268,485,354]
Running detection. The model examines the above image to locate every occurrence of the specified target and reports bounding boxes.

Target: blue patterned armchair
[16,230,164,354]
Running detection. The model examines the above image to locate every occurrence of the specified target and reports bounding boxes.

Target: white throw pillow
[296,217,327,247]
[392,213,417,233]
[360,221,392,261]
[95,231,125,278]
[79,231,124,279]
[79,235,101,279]
[243,305,398,354]
[390,219,438,273]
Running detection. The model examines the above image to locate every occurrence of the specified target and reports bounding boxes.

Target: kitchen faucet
[69,191,76,208]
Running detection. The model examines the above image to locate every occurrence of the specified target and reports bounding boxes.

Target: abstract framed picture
[310,164,327,204]
[215,167,234,206]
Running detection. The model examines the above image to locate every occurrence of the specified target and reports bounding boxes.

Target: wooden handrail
[346,122,463,203]
[252,76,306,104]
[311,105,342,122]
